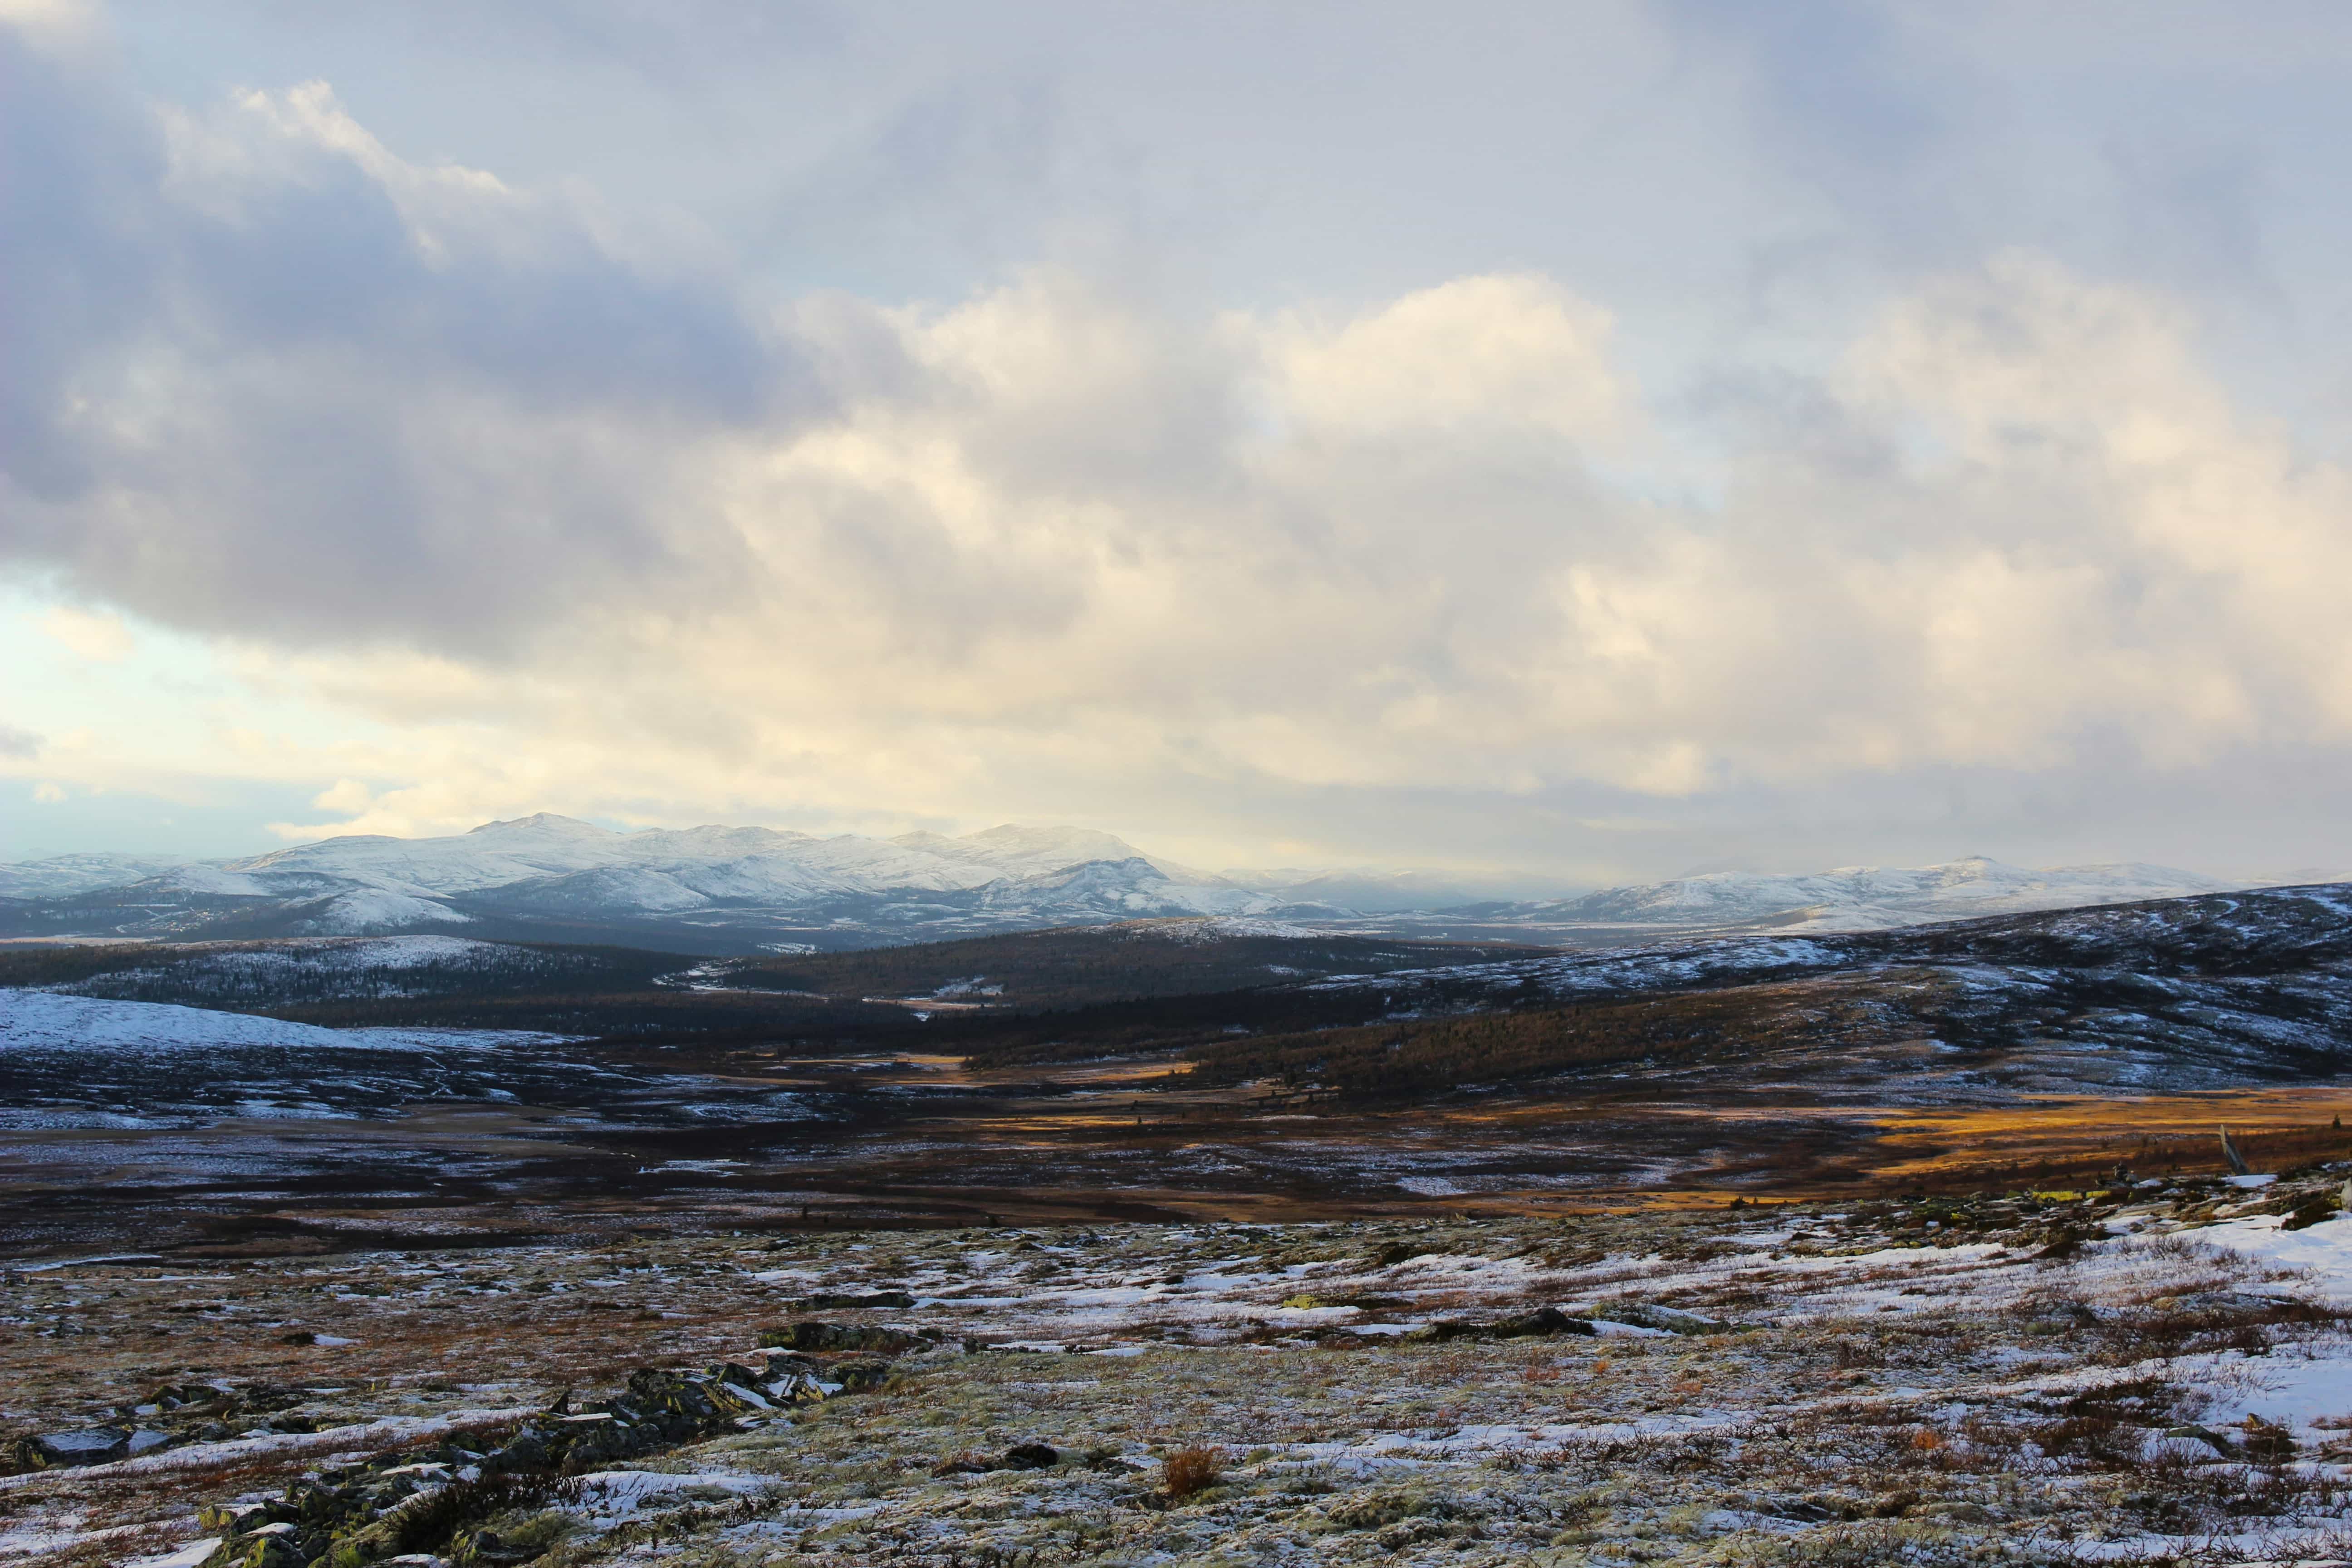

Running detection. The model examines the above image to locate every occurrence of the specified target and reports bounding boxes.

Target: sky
[6,0,2352,887]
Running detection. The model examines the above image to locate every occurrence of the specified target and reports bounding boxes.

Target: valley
[5,884,2351,1260]
[6,876,2352,1566]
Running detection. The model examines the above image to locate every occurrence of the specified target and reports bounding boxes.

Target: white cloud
[38,604,133,662]
[185,252,2352,874]
[7,20,2352,877]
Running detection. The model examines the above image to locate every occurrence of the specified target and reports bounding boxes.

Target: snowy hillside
[0,815,1313,947]
[1458,855,2238,935]
[0,818,2265,951]
[0,988,539,1056]
[0,852,191,899]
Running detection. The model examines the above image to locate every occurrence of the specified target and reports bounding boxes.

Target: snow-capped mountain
[0,819,2264,953]
[0,815,1313,949]
[0,852,192,900]
[1450,856,2239,936]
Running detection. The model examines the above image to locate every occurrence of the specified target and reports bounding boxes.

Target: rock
[833,1359,893,1393]
[1493,1307,1597,1338]
[198,1503,270,1533]
[176,1362,784,1568]
[2161,1423,2234,1454]
[2164,1290,2276,1315]
[1327,1486,1450,1530]
[2281,1198,2339,1231]
[758,1320,926,1354]
[786,1290,915,1310]
[2034,1227,2091,1260]
[1406,1308,1596,1341]
[1592,1303,1727,1335]
[215,1535,304,1568]
[2021,1299,2098,1335]
[1003,1441,1059,1470]
[27,1426,129,1467]
[154,1382,236,1414]
[763,1371,830,1405]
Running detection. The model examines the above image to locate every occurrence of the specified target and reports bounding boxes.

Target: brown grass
[1161,1446,1222,1499]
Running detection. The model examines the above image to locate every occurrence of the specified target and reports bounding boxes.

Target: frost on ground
[10,1171,2352,1567]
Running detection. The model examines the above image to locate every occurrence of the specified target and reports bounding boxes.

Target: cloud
[0,24,811,656]
[193,250,2352,874]
[39,605,132,662]
[6,12,2352,878]
[0,723,39,759]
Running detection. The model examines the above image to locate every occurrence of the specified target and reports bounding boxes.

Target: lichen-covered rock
[1592,1302,1728,1334]
[833,1359,894,1393]
[785,1289,915,1310]
[13,1426,129,1469]
[758,1320,929,1355]
[190,1362,765,1568]
[1493,1306,1595,1338]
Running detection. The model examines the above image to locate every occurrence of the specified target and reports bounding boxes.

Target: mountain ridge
[0,815,2261,952]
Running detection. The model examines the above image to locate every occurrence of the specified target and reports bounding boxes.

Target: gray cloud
[8,5,2352,881]
[0,26,816,655]
[0,725,39,760]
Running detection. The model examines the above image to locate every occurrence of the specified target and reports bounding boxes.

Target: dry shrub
[1907,1427,1943,1451]
[1161,1446,1222,1499]
[1830,1335,1882,1371]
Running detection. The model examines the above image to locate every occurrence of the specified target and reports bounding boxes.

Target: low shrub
[1162,1446,1222,1499]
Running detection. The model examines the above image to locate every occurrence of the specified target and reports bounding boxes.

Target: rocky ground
[7,1168,2352,1566]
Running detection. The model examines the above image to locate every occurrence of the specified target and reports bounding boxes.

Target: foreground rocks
[9,1189,2352,1566]
[194,1343,900,1567]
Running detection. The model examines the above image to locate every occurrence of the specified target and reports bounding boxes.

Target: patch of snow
[121,1540,223,1568]
[2187,1212,2352,1301]
[0,989,559,1056]
[296,890,469,934]
[1396,1176,1464,1197]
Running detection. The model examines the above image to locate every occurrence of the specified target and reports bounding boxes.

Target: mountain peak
[466,813,611,839]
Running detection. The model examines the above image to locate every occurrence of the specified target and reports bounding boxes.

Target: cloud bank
[4,6,2351,879]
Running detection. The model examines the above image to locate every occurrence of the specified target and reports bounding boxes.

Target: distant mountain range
[0,814,2280,952]
[1433,857,2250,941]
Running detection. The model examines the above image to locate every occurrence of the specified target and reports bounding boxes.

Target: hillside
[0,817,2259,953]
